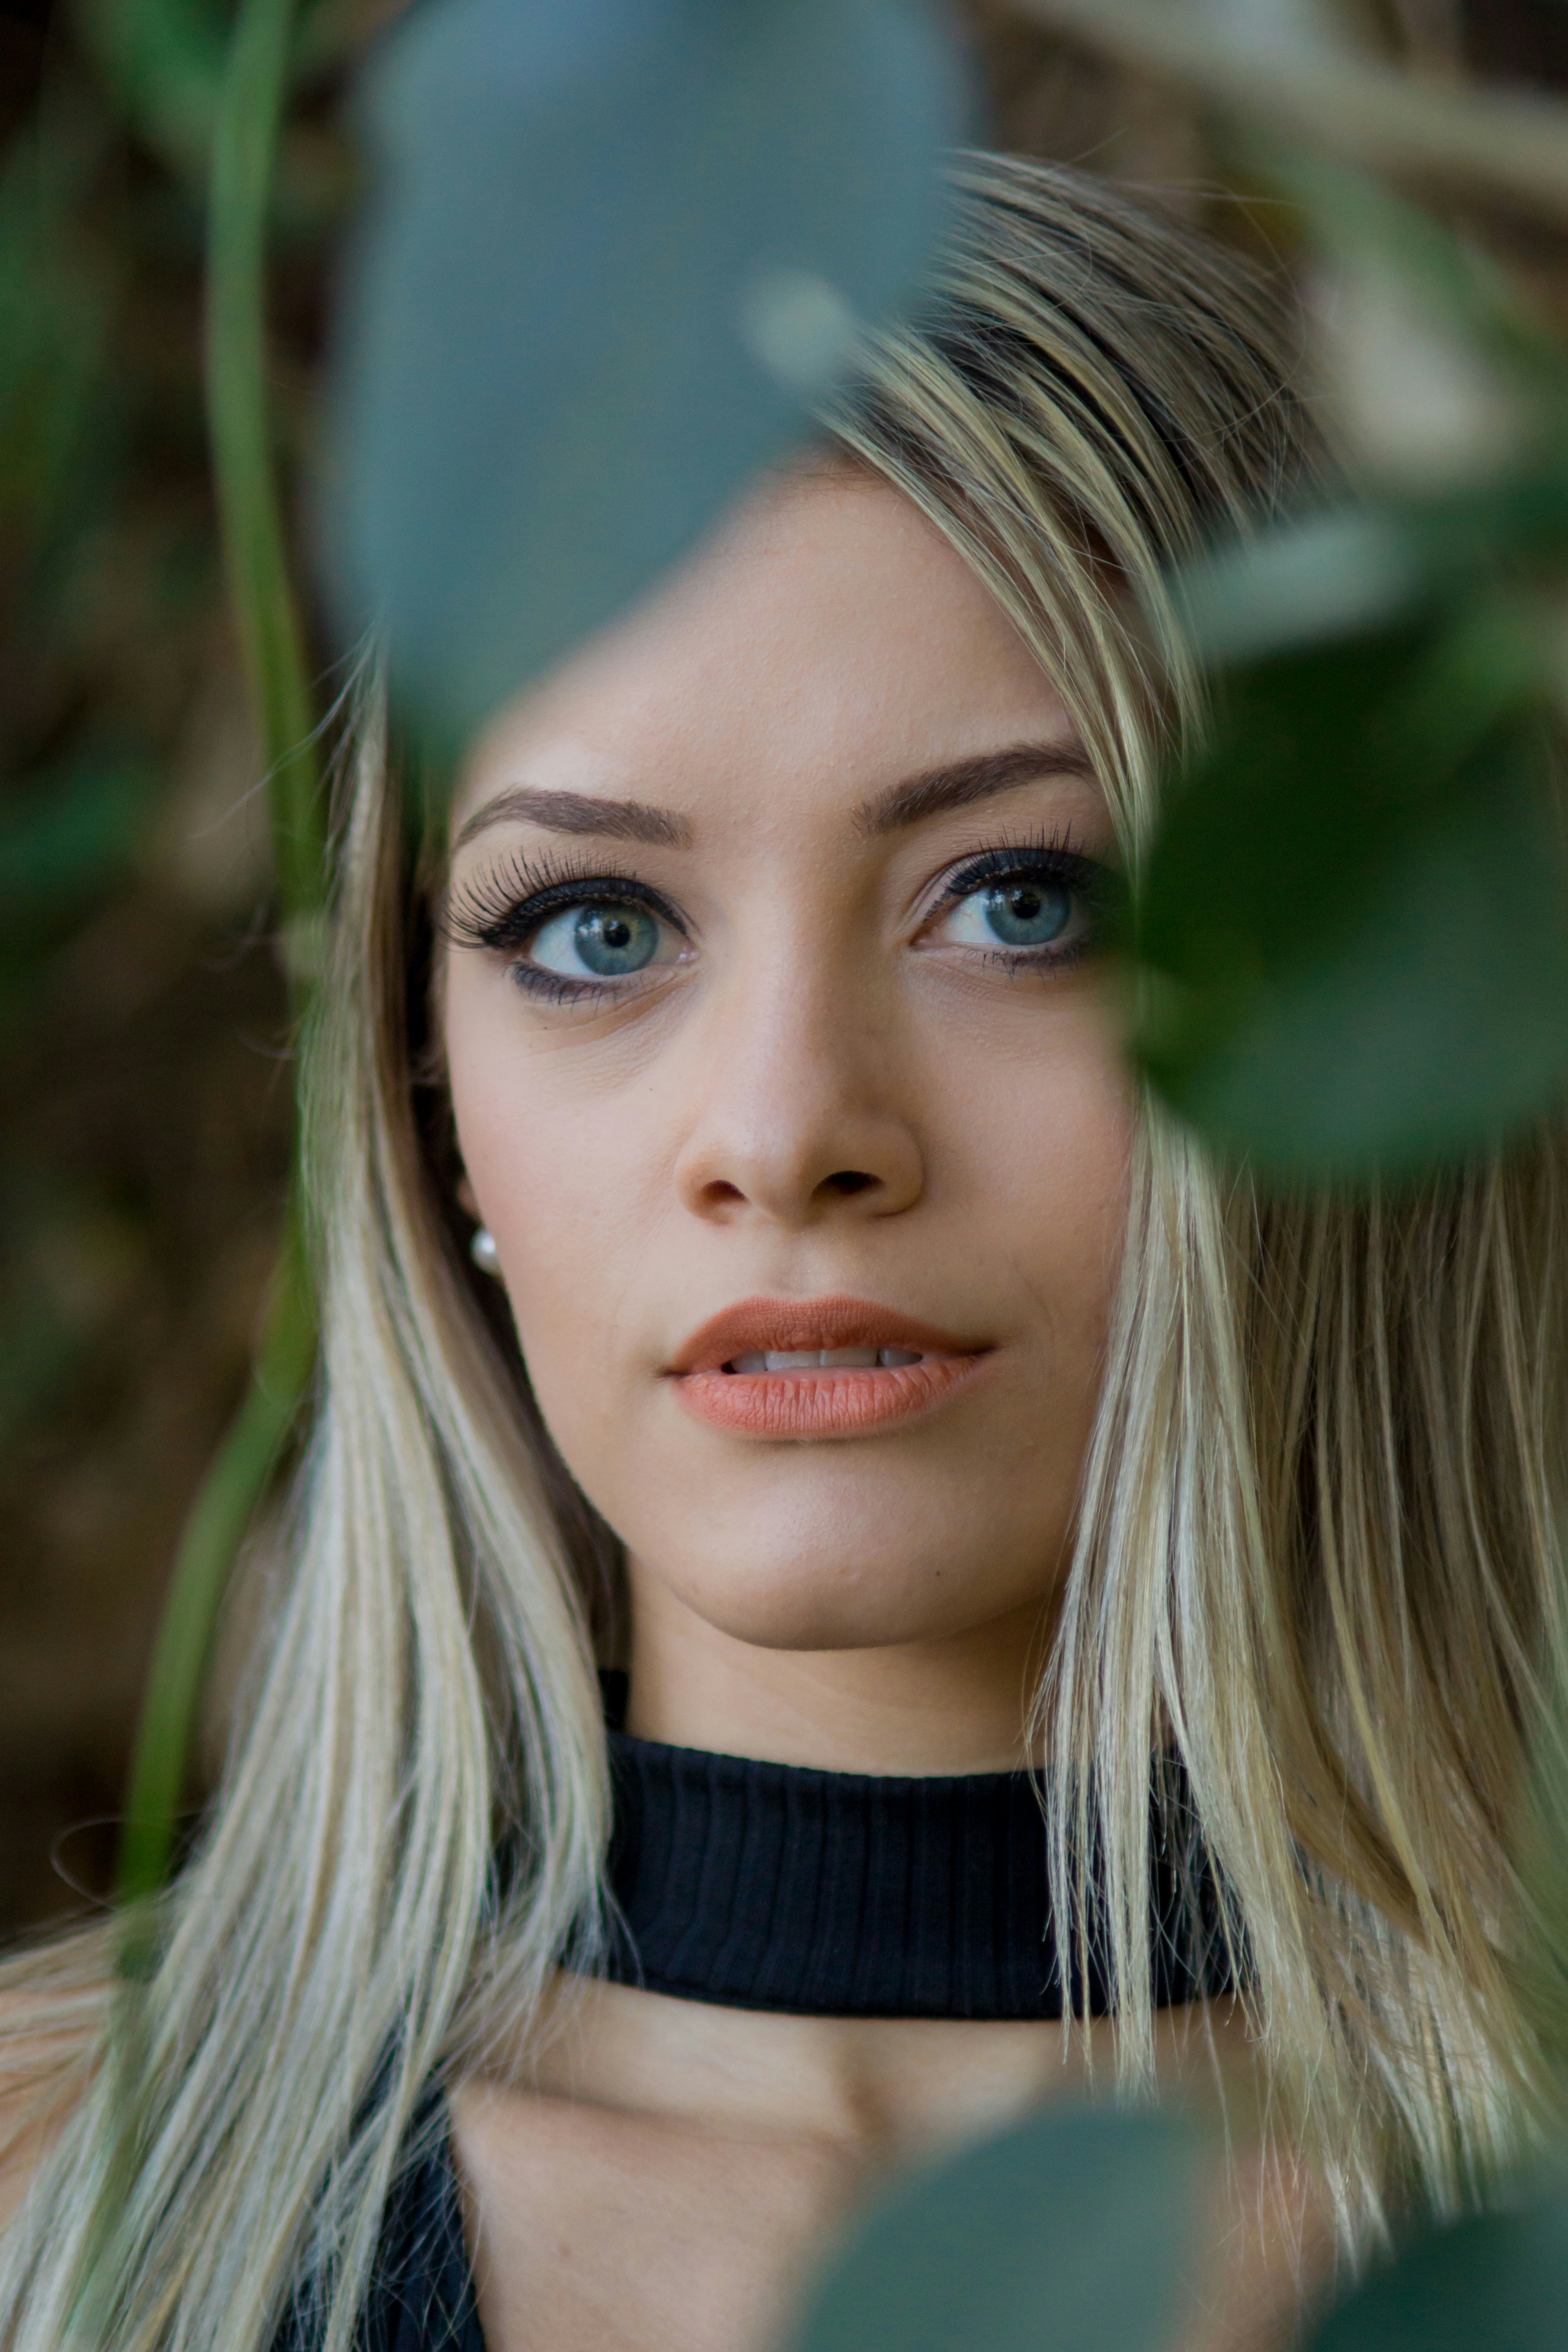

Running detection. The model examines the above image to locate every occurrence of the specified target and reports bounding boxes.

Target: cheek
[443,965,664,1387]
[444,948,1134,1637]
[941,1005,1134,1345]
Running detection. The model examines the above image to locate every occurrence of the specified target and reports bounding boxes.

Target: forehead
[451,473,1079,839]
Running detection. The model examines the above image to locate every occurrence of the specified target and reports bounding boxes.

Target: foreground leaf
[73,0,228,180]
[323,0,967,747]
[1310,2183,1568,2352]
[787,2105,1202,2352]
[1132,601,1568,1178]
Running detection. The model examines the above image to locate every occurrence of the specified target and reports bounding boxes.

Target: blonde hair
[3,154,1565,2349]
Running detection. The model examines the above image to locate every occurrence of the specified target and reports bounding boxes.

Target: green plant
[319,10,1568,2342]
[28,0,1568,2343]
[114,0,325,1938]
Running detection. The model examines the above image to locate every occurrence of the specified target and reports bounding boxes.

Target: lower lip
[670,1353,991,1439]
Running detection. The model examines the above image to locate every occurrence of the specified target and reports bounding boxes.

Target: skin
[440,469,1330,2351]
[0,468,1327,2340]
[444,468,1129,1772]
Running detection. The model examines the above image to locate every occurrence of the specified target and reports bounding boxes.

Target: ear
[456,1173,481,1220]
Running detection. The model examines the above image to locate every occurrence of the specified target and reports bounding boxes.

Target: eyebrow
[453,739,1097,857]
[452,785,692,852]
[854,741,1098,835]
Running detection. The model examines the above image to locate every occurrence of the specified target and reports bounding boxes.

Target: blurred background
[2,0,1566,1940]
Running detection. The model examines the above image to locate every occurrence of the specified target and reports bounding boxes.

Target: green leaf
[0,98,119,579]
[1132,602,1568,1178]
[323,0,969,747]
[71,0,229,180]
[1173,509,1424,669]
[786,2106,1203,2352]
[1309,2185,1568,2352]
[0,759,154,924]
[1174,479,1568,674]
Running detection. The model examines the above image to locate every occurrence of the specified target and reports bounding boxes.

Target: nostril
[823,1170,876,1196]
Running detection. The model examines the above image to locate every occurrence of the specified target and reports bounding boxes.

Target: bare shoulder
[0,1951,109,2238]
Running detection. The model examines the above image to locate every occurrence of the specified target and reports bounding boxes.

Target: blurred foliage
[15,0,1568,2345]
[788,2106,1203,2352]
[318,0,1568,2341]
[1135,601,1568,1173]
[1310,2179,1568,2352]
[0,0,338,1931]
[1005,7,1568,1181]
[328,0,968,745]
[1125,143,1568,1172]
[0,0,1264,1944]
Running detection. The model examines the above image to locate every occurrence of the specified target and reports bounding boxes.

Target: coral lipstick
[667,1294,992,1439]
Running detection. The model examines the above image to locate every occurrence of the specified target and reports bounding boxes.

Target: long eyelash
[933,826,1112,915]
[441,849,682,955]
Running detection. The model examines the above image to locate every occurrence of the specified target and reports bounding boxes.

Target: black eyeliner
[442,851,686,958]
[930,828,1111,920]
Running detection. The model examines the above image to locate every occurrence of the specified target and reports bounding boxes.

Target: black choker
[597,1718,1226,2022]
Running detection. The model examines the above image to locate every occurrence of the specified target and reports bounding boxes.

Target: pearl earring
[470,1225,501,1276]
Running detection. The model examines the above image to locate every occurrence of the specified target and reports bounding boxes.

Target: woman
[1,156,1564,2352]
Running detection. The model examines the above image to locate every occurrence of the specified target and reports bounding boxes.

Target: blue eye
[940,871,1080,953]
[529,900,672,980]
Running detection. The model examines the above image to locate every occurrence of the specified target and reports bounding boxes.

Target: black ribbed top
[272,1728,1226,2347]
[599,1729,1219,2020]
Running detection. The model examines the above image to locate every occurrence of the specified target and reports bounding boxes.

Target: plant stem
[114,1214,315,1925]
[85,1216,312,2339]
[113,0,322,1959]
[203,0,326,960]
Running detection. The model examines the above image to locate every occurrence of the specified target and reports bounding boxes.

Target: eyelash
[928,831,1108,971]
[442,852,687,1004]
[441,831,1109,1003]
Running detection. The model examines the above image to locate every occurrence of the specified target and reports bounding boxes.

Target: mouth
[666,1294,993,1439]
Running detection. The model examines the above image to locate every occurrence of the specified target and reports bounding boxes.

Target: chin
[649,1526,1060,1655]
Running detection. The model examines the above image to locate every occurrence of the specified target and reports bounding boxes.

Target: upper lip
[666,1294,986,1375]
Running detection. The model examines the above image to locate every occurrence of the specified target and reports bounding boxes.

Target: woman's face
[443,471,1132,1657]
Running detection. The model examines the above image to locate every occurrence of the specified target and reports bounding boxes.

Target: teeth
[726,1346,925,1374]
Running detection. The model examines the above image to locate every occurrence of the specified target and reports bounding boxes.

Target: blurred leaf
[1309,2184,1568,2352]
[71,0,229,181]
[1176,476,1568,673]
[0,759,155,953]
[0,97,120,583]
[70,0,338,185]
[1270,147,1568,397]
[786,2106,1202,2352]
[1132,602,1568,1178]
[323,0,969,747]
[1174,510,1423,669]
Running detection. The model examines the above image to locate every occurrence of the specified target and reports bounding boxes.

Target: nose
[673,961,924,1230]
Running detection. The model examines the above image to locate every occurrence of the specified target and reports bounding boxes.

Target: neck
[622,1560,1050,1774]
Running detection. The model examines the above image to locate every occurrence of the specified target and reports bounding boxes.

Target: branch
[1005,0,1568,225]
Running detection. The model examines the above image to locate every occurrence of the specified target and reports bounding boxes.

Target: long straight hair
[3,155,1566,2350]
